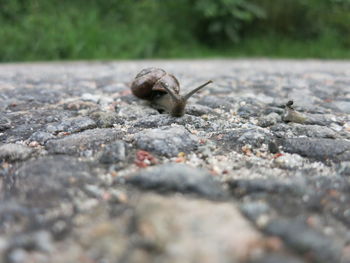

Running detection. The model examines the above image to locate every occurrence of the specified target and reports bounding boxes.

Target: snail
[131,68,212,117]
[282,100,307,123]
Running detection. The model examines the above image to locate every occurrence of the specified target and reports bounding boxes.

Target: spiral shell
[131,67,180,100]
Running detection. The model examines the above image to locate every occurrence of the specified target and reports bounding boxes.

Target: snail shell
[131,68,180,100]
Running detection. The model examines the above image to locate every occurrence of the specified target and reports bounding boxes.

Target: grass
[145,34,350,60]
[0,2,349,62]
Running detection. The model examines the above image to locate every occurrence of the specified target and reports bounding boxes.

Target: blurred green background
[0,0,349,62]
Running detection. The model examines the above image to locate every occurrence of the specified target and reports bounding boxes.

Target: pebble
[7,231,53,253]
[0,143,34,162]
[229,178,297,197]
[132,114,178,128]
[134,126,199,157]
[46,116,97,134]
[133,114,209,129]
[214,128,273,152]
[273,154,305,170]
[196,95,234,111]
[293,124,338,138]
[1,123,43,143]
[337,161,350,176]
[334,100,350,114]
[238,104,262,119]
[240,201,271,222]
[98,140,127,164]
[273,123,339,139]
[280,138,350,162]
[28,131,55,145]
[81,93,102,103]
[46,128,123,156]
[125,163,224,198]
[0,114,11,131]
[264,218,341,263]
[185,103,215,116]
[89,111,123,127]
[115,104,159,121]
[7,249,28,263]
[63,99,98,111]
[132,193,262,262]
[258,112,281,127]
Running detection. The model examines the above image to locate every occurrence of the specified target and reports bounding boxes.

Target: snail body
[282,100,307,123]
[131,67,212,117]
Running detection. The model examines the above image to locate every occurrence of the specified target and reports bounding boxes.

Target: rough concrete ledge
[0,60,350,263]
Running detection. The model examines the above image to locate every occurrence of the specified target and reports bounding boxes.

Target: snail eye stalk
[183,80,212,101]
[160,82,181,102]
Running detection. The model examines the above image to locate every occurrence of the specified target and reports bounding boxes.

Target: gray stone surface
[197,95,234,111]
[89,111,123,127]
[130,193,262,263]
[280,138,350,162]
[125,163,225,198]
[337,161,350,176]
[28,131,55,145]
[134,126,199,157]
[272,123,339,138]
[98,140,127,164]
[46,116,97,134]
[214,128,274,152]
[45,128,123,156]
[264,218,341,263]
[0,114,11,131]
[133,114,210,129]
[258,112,281,127]
[1,60,350,263]
[0,143,33,162]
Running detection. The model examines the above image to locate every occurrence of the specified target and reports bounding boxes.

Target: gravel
[1,60,350,263]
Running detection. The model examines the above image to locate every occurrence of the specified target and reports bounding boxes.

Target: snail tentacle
[183,80,213,101]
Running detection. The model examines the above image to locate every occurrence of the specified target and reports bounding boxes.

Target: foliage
[192,0,265,43]
[0,0,349,61]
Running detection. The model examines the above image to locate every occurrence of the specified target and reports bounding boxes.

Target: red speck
[323,98,333,103]
[328,189,340,198]
[216,134,224,140]
[110,171,118,177]
[102,192,111,201]
[57,131,71,136]
[209,169,219,176]
[273,153,284,158]
[175,157,185,163]
[135,150,157,168]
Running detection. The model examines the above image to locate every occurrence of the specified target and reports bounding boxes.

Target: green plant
[193,0,265,44]
[0,0,349,61]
